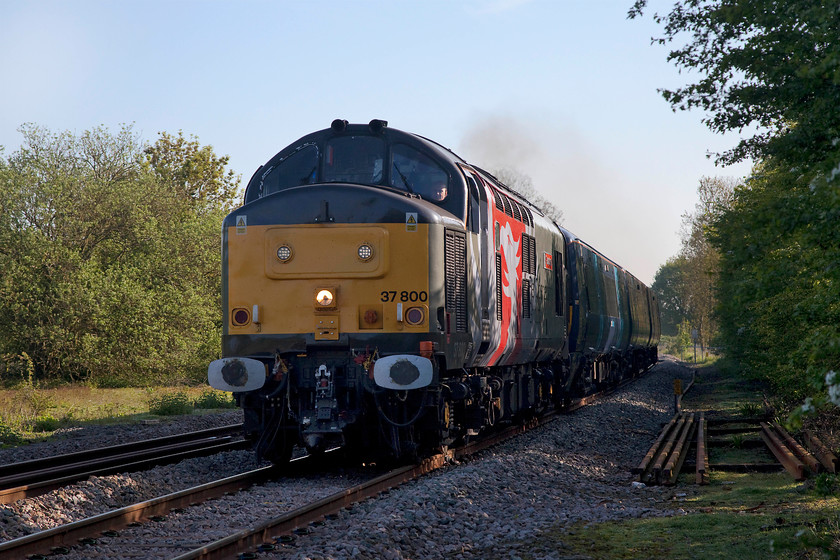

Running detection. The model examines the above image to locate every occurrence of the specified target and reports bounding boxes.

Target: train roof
[557,226,644,283]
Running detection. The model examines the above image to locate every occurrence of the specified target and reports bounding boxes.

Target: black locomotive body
[208,120,660,463]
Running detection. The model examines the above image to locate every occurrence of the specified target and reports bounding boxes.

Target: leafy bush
[0,421,23,447]
[193,389,235,410]
[21,387,55,418]
[0,125,236,387]
[813,474,839,497]
[147,391,193,416]
[31,415,61,433]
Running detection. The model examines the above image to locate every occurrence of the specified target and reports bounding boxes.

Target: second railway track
[0,424,247,505]
[0,358,686,560]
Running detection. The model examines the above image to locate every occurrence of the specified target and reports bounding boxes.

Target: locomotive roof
[244,120,466,192]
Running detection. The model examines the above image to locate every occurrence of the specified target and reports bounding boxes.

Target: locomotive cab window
[261,145,319,196]
[390,144,449,201]
[324,136,386,184]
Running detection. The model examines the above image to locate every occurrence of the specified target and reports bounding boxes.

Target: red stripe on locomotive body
[486,200,526,366]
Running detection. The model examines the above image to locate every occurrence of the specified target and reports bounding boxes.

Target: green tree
[652,177,735,345]
[632,0,840,408]
[680,177,736,351]
[710,163,840,402]
[0,125,236,386]
[144,131,240,213]
[651,256,687,337]
[629,1,840,170]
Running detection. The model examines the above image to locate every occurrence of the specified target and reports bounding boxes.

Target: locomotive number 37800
[380,290,428,303]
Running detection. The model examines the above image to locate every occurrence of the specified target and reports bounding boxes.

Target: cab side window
[391,144,449,202]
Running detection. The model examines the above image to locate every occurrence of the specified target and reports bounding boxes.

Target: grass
[678,358,767,416]
[537,472,840,559]
[0,385,235,446]
[528,361,840,559]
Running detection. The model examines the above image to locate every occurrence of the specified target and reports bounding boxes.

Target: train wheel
[256,420,297,466]
[262,437,294,465]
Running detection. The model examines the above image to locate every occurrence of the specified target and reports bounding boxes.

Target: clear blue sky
[0,0,751,284]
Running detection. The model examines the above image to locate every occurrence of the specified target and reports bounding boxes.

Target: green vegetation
[0,421,23,447]
[543,472,839,559]
[814,474,840,498]
[0,385,235,444]
[146,388,235,415]
[633,1,840,410]
[193,388,236,410]
[532,363,839,559]
[0,125,239,388]
[147,391,194,416]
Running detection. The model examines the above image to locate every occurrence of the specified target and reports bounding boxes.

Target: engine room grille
[522,234,536,276]
[495,252,503,321]
[493,189,504,211]
[444,229,467,333]
[522,279,531,318]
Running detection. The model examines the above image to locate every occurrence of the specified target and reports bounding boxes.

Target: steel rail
[803,429,838,474]
[0,465,279,560]
[760,422,805,481]
[695,412,709,485]
[170,367,659,560]
[170,455,451,560]
[0,439,249,505]
[663,412,695,485]
[2,364,661,560]
[634,413,680,481]
[0,424,243,483]
[0,424,248,505]
[771,421,820,474]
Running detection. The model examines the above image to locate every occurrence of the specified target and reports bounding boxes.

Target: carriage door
[460,165,492,355]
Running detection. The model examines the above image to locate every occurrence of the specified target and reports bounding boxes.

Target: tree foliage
[0,125,236,386]
[629,0,840,169]
[634,1,840,407]
[651,256,687,337]
[710,163,840,403]
[652,177,736,344]
[144,131,239,213]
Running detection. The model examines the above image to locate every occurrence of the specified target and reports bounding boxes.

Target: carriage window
[262,145,319,196]
[391,144,449,201]
[323,136,386,184]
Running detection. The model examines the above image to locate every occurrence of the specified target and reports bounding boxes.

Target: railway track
[0,424,247,505]
[0,368,656,560]
[636,412,840,486]
[172,374,651,560]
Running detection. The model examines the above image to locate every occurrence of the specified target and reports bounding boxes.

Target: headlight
[358,243,374,261]
[276,245,293,262]
[316,289,335,307]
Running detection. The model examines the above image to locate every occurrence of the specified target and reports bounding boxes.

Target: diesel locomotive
[208,119,660,463]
